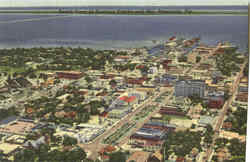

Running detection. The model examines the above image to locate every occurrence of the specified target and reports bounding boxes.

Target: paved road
[204,60,248,162]
[118,89,174,147]
[79,43,228,160]
[185,45,220,74]
[79,87,170,160]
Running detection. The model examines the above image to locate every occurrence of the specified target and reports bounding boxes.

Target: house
[107,108,131,119]
[240,77,248,84]
[187,52,198,64]
[235,92,248,103]
[56,71,83,79]
[148,150,163,162]
[114,55,131,63]
[6,77,32,88]
[126,151,150,162]
[176,157,185,162]
[238,84,248,93]
[0,87,9,93]
[222,122,232,130]
[0,143,21,157]
[198,116,214,127]
[99,145,116,161]
[119,95,137,105]
[219,130,246,142]
[23,136,46,149]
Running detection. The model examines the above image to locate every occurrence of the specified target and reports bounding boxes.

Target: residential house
[126,151,150,162]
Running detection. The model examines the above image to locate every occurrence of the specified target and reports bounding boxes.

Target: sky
[0,0,248,7]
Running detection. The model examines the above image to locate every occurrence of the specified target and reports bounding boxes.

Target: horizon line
[0,4,248,8]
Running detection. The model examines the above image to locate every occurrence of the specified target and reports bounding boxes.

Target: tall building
[174,80,206,98]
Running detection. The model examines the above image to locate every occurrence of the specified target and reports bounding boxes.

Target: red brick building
[56,71,83,79]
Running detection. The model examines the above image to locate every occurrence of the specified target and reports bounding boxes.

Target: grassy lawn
[103,122,136,145]
[134,106,155,121]
[0,66,27,74]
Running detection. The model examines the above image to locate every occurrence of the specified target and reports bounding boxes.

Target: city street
[204,60,248,162]
[79,87,171,160]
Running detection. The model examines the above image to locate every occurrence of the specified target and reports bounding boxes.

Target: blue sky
[1,0,248,7]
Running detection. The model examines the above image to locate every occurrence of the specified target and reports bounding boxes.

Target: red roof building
[236,92,248,102]
[100,111,108,118]
[119,96,137,103]
[159,107,186,116]
[56,71,83,79]
[136,65,145,69]
[208,98,224,109]
[176,157,185,162]
[99,145,116,160]
[222,122,233,130]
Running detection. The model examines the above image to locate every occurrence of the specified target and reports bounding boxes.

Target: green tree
[63,135,78,146]
[196,56,201,63]
[163,115,171,124]
[109,151,127,162]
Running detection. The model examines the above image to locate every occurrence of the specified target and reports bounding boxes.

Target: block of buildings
[56,71,84,79]
[174,80,206,98]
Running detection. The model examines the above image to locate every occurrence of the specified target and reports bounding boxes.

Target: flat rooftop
[0,121,36,135]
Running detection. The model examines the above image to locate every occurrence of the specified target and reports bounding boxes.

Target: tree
[109,79,117,86]
[85,75,93,83]
[66,147,87,162]
[204,134,213,145]
[63,135,78,146]
[191,124,196,129]
[14,149,36,162]
[109,151,127,162]
[189,94,203,106]
[163,115,171,124]
[178,55,187,62]
[196,56,201,63]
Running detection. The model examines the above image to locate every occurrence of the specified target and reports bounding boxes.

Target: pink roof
[119,96,136,103]
[126,96,136,103]
[119,96,128,101]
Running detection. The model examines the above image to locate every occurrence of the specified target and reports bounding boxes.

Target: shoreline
[0,10,247,16]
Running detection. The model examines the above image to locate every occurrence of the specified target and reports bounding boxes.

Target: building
[159,107,186,117]
[126,151,150,162]
[198,116,214,127]
[143,121,176,132]
[23,136,46,149]
[56,71,83,79]
[187,52,198,64]
[174,80,206,98]
[107,108,131,119]
[114,55,131,63]
[0,119,36,135]
[148,150,163,162]
[130,128,166,151]
[235,92,248,103]
[208,96,224,109]
[238,85,248,93]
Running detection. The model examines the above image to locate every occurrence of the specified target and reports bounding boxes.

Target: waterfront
[0,14,248,50]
